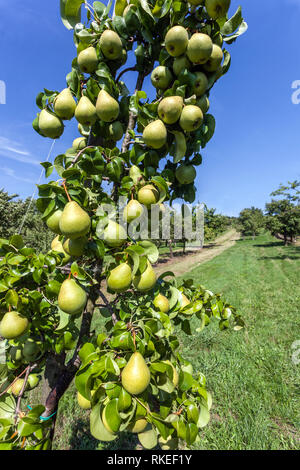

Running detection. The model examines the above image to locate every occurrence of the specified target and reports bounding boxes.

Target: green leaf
[90,403,117,441]
[179,371,194,392]
[138,241,159,264]
[118,388,132,411]
[221,6,243,36]
[103,399,121,433]
[60,0,84,30]
[197,403,210,428]
[138,424,157,449]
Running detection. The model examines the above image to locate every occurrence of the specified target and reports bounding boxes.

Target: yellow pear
[108,121,123,141]
[123,200,143,223]
[45,209,63,234]
[75,96,97,126]
[158,96,183,125]
[54,88,76,120]
[192,71,208,97]
[151,66,173,90]
[143,120,167,149]
[107,263,132,293]
[165,26,189,57]
[121,352,151,395]
[63,236,87,258]
[59,201,91,239]
[96,89,119,122]
[173,55,191,76]
[103,220,127,247]
[51,236,71,264]
[9,379,25,397]
[128,418,148,433]
[137,185,160,208]
[179,105,203,132]
[58,278,87,315]
[197,94,210,114]
[186,33,213,64]
[77,46,98,73]
[203,44,224,72]
[39,109,64,139]
[77,391,91,410]
[0,311,29,339]
[99,30,123,60]
[133,261,156,292]
[72,137,87,151]
[159,435,178,450]
[153,294,169,313]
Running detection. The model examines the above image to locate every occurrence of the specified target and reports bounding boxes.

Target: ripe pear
[203,44,223,72]
[54,88,76,120]
[22,339,40,362]
[165,26,189,57]
[179,105,203,132]
[123,200,143,223]
[39,109,64,139]
[151,66,173,90]
[63,236,87,258]
[205,0,231,19]
[137,185,160,208]
[107,263,132,293]
[143,120,167,149]
[159,435,179,450]
[133,261,156,292]
[103,220,127,247]
[59,201,91,240]
[0,311,29,339]
[108,121,123,141]
[121,352,150,395]
[27,374,40,390]
[96,89,119,122]
[100,30,123,60]
[77,391,91,410]
[58,278,87,315]
[128,418,148,433]
[77,46,98,74]
[192,71,208,97]
[9,379,25,397]
[153,294,169,313]
[186,33,213,64]
[72,137,87,151]
[173,55,191,76]
[158,96,183,125]
[197,94,210,114]
[51,236,71,264]
[175,164,196,185]
[180,293,191,308]
[45,209,63,234]
[75,96,97,126]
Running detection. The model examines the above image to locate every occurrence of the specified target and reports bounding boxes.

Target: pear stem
[62,180,72,203]
[98,290,118,325]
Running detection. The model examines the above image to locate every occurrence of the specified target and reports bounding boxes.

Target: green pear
[128,418,148,433]
[45,209,63,234]
[159,436,179,450]
[75,96,97,126]
[39,109,64,139]
[54,88,76,120]
[103,220,127,247]
[158,96,183,125]
[96,89,119,122]
[129,165,143,185]
[107,263,132,293]
[123,199,143,223]
[27,374,40,390]
[175,164,196,184]
[9,379,25,397]
[121,351,151,395]
[58,278,87,315]
[165,26,189,57]
[133,261,156,292]
[179,105,203,132]
[72,137,87,151]
[143,120,167,149]
[196,94,210,114]
[137,185,160,208]
[77,391,91,409]
[186,33,213,64]
[151,66,173,90]
[153,294,169,313]
[51,236,71,264]
[59,201,91,240]
[0,311,29,339]
[192,71,208,97]
[173,55,191,76]
[205,0,231,19]
[63,236,87,257]
[203,44,223,72]
[100,30,123,60]
[77,46,98,73]
[108,121,123,141]
[22,339,40,362]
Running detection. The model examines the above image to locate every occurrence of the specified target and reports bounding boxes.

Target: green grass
[50,233,299,450]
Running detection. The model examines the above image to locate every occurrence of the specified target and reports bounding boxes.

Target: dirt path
[154,229,240,277]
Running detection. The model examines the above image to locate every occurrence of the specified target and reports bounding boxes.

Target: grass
[50,233,299,450]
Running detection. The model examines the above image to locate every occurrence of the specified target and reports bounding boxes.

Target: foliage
[238,207,264,237]
[204,206,232,241]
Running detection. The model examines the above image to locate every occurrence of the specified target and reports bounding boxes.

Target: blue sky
[0,0,299,216]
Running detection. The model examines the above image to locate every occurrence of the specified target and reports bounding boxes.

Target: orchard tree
[0,0,246,450]
[238,207,264,238]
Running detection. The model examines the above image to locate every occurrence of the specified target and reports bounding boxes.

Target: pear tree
[0,0,247,450]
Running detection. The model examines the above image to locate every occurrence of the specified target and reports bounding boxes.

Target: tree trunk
[168,239,173,259]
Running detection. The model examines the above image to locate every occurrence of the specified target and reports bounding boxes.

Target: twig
[15,364,36,422]
[98,290,118,325]
[116,66,137,83]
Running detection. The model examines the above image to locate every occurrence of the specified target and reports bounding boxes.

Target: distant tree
[204,207,231,241]
[238,207,265,238]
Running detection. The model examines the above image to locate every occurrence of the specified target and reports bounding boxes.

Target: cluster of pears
[7,373,40,397]
[107,258,157,294]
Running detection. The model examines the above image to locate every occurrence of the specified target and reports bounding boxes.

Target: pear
[153,294,169,313]
[197,94,210,114]
[51,236,71,264]
[129,165,143,185]
[54,88,76,120]
[103,220,127,247]
[0,311,29,339]
[165,26,189,57]
[107,263,132,293]
[175,164,196,185]
[192,71,208,97]
[100,30,123,60]
[45,209,63,234]
[203,44,223,72]
[143,120,167,149]
[173,55,191,76]
[72,137,87,151]
[58,278,87,315]
[96,89,119,122]
[39,109,64,139]
[108,121,123,141]
[75,96,97,126]
[27,374,40,390]
[137,185,160,208]
[128,418,148,433]
[121,351,150,395]
[77,391,91,410]
[59,201,91,240]
[133,261,156,292]
[77,46,98,74]
[158,96,183,125]
[179,105,203,132]
[151,66,173,90]
[205,0,231,19]
[159,436,179,450]
[63,236,87,257]
[186,33,213,64]
[123,200,143,223]
[9,379,25,397]
[22,339,40,362]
